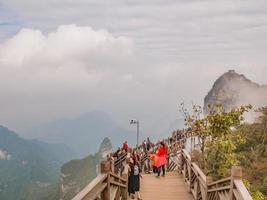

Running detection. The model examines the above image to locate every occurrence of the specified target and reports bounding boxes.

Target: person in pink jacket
[156,142,168,177]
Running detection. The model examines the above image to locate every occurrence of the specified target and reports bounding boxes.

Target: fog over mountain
[1,1,267,200]
[204,70,267,120]
[1,1,267,137]
[25,111,135,157]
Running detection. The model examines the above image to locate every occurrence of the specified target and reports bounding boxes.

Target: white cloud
[0,24,134,68]
[0,0,267,136]
[0,25,139,130]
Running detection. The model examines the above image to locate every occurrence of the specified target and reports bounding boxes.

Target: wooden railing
[72,130,253,200]
[72,172,127,200]
[174,149,253,200]
[114,152,127,174]
[72,155,128,200]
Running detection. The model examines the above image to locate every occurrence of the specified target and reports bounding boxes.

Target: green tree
[181,104,251,179]
[235,107,267,198]
[244,180,266,200]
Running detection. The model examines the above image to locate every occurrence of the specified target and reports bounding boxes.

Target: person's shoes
[162,174,165,177]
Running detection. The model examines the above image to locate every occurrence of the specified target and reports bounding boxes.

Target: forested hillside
[0,126,74,200]
[45,137,113,200]
[236,107,267,198]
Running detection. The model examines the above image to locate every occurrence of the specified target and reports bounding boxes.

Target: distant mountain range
[3,70,266,200]
[26,111,135,157]
[58,137,113,200]
[0,126,75,200]
[204,70,267,114]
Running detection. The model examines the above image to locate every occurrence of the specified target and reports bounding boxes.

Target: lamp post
[130,119,139,147]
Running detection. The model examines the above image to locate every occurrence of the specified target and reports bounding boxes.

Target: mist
[1,0,267,138]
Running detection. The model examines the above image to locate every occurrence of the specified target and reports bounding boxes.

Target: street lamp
[130,119,139,147]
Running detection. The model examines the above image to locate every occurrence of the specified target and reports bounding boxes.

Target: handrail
[72,174,108,200]
[72,129,253,200]
[191,162,206,183]
[174,148,253,200]
[233,180,253,200]
[72,170,128,200]
[114,152,127,167]
[208,177,231,187]
[72,151,129,200]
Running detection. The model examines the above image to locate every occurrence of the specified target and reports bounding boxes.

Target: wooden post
[101,160,111,173]
[110,159,115,173]
[230,166,242,200]
[101,161,111,200]
[122,173,128,200]
[187,159,192,193]
[205,176,213,200]
[179,150,184,174]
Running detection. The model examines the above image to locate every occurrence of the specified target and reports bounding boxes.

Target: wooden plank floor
[139,171,193,200]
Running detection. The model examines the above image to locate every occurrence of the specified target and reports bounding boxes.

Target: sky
[0,0,267,136]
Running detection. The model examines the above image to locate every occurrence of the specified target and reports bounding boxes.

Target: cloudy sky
[0,0,267,136]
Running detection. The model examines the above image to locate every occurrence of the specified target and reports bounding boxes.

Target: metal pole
[137,120,139,147]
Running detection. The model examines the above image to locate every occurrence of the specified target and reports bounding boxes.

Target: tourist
[156,141,168,177]
[150,152,158,174]
[142,140,147,152]
[113,147,121,159]
[122,141,129,152]
[146,137,151,151]
[128,157,143,200]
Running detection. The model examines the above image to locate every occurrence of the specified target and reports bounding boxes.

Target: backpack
[134,165,139,176]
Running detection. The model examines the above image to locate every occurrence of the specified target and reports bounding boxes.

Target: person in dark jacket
[128,157,142,200]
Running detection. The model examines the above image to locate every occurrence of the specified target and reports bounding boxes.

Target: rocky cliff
[58,137,112,200]
[204,70,267,115]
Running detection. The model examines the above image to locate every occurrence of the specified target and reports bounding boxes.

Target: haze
[0,0,267,137]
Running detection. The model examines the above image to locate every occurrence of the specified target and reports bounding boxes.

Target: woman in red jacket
[156,142,168,177]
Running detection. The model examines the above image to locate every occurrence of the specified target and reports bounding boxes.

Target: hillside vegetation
[236,107,267,198]
[182,104,267,199]
[0,126,74,200]
[45,137,113,200]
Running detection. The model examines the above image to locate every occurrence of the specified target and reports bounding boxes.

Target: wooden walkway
[140,171,193,200]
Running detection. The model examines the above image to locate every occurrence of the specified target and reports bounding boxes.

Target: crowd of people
[106,130,187,200]
[122,138,169,199]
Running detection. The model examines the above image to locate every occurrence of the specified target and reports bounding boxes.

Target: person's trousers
[153,166,157,174]
[157,165,165,176]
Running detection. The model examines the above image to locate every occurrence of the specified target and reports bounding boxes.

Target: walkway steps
[140,171,193,200]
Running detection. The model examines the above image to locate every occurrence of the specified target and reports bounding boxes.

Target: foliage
[244,180,266,200]
[0,126,72,200]
[181,103,252,179]
[235,107,267,198]
[181,104,267,198]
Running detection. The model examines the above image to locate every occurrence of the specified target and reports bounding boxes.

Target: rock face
[59,137,112,200]
[204,70,267,115]
[0,149,11,160]
[98,137,113,158]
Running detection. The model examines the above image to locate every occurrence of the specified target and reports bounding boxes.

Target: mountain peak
[204,70,267,114]
[98,137,113,158]
[213,70,259,89]
[0,125,19,138]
